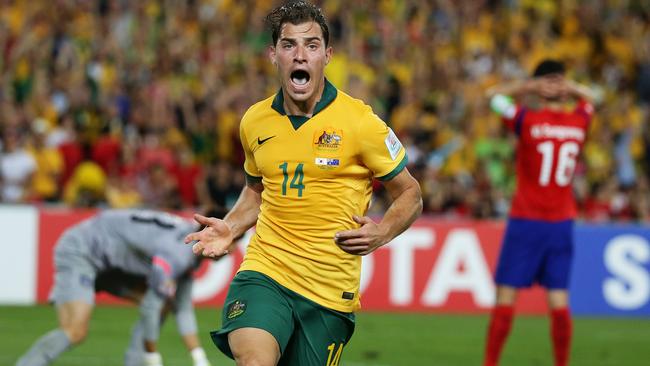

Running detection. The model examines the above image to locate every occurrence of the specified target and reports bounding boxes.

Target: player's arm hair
[222,182,263,240]
[378,168,422,242]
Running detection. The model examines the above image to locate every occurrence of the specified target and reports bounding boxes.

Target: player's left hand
[334,215,388,256]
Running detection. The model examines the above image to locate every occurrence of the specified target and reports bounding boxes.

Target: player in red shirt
[483,59,595,366]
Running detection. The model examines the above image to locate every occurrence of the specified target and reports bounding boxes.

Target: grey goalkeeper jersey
[60,209,198,279]
[54,209,202,343]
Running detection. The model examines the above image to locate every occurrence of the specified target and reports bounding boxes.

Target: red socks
[484,306,572,366]
[483,305,514,366]
[551,308,572,366]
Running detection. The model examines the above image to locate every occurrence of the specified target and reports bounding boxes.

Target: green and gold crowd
[0,0,649,221]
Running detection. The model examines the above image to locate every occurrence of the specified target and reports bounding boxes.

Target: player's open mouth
[290,70,310,89]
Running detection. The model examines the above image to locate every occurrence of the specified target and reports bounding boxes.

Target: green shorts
[211,270,355,366]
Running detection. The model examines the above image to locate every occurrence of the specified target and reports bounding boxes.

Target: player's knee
[62,325,88,345]
[495,286,517,305]
[547,289,569,308]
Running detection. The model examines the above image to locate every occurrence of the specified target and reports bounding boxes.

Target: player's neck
[541,98,567,112]
[282,78,325,117]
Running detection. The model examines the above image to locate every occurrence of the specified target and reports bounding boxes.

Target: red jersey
[504,101,593,221]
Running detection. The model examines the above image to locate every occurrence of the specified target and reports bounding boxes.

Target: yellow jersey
[239,80,407,312]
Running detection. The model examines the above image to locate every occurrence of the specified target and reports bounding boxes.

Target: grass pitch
[1,305,648,365]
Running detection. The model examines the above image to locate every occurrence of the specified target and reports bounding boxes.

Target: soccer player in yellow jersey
[185,2,422,365]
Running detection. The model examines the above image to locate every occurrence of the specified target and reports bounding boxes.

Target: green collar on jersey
[271,78,338,130]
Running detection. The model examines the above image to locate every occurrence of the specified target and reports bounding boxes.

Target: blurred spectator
[106,140,142,209]
[57,117,85,186]
[105,174,142,209]
[630,176,650,221]
[92,130,122,176]
[204,160,239,210]
[0,127,36,203]
[28,118,63,202]
[171,146,204,208]
[137,162,180,210]
[62,145,107,207]
[46,113,75,149]
[613,128,636,189]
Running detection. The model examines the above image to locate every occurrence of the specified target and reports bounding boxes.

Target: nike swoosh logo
[257,136,276,145]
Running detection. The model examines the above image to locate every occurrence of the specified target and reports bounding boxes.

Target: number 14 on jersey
[279,162,305,197]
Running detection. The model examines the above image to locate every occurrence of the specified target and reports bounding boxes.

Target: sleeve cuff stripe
[245,172,262,184]
[377,154,408,181]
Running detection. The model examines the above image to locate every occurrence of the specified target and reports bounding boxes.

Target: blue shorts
[495,218,574,289]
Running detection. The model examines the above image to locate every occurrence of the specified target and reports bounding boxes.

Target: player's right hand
[334,215,388,256]
[184,214,234,258]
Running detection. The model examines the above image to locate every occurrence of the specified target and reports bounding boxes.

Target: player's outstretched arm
[561,79,597,104]
[335,169,422,255]
[485,79,539,98]
[486,79,539,119]
[184,182,263,258]
[487,77,572,100]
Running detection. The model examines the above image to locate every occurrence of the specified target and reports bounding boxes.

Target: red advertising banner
[36,211,548,313]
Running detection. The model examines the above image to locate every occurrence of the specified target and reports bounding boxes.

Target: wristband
[490,94,517,119]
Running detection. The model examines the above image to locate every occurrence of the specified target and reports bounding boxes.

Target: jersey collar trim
[271,79,338,130]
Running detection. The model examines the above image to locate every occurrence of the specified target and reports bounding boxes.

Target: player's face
[269,21,332,105]
[538,74,566,101]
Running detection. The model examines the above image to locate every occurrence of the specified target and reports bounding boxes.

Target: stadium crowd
[0,0,649,221]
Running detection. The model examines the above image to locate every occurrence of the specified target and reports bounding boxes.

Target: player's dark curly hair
[533,59,566,77]
[265,1,330,47]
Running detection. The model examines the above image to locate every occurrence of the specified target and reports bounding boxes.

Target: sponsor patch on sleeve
[385,128,402,161]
